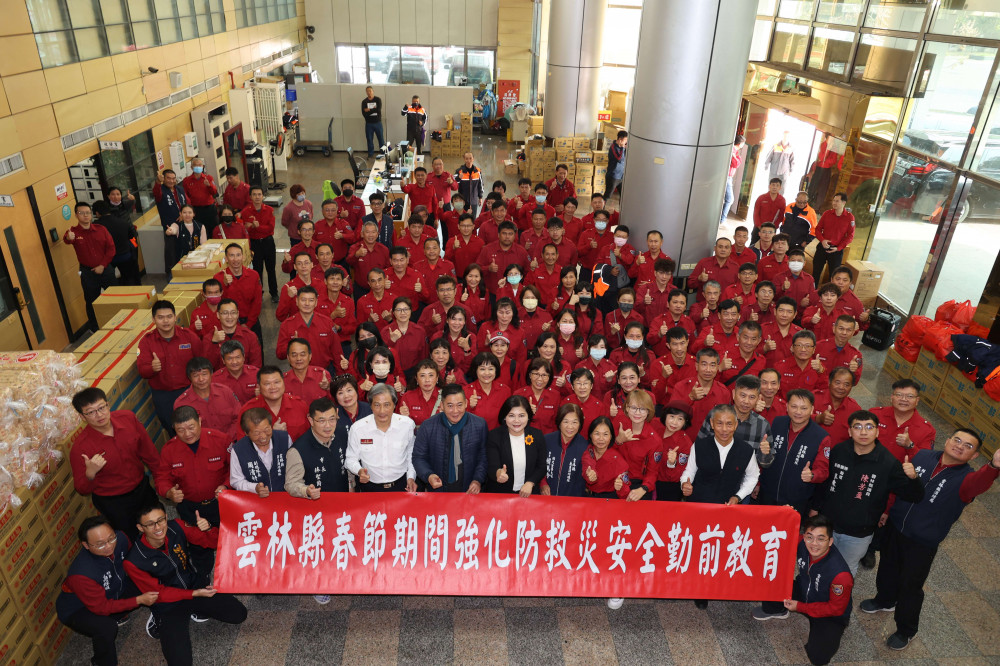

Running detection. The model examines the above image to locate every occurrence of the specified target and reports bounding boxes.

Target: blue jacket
[56,530,132,622]
[413,412,488,491]
[543,432,588,497]
[793,539,852,625]
[889,449,976,548]
[758,416,829,508]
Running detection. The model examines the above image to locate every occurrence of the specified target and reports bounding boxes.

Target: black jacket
[362,95,383,123]
[485,426,547,494]
[820,439,924,537]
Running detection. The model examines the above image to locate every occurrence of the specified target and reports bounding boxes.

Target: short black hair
[72,387,107,414]
[151,299,175,316]
[135,501,167,525]
[441,383,466,400]
[802,513,833,538]
[786,388,815,406]
[847,409,879,427]
[499,395,534,425]
[308,397,337,417]
[185,356,213,378]
[172,405,200,426]
[77,515,113,543]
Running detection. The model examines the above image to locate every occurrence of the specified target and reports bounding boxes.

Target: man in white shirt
[681,404,760,610]
[346,384,417,492]
[229,408,292,497]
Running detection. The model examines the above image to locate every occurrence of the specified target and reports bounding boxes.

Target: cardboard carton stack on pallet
[432,112,474,157]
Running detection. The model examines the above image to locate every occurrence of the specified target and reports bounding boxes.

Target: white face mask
[788,261,805,272]
[372,363,390,378]
[522,298,538,311]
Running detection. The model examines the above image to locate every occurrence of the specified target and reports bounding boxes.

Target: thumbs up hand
[458,335,471,352]
[286,285,298,299]
[585,466,597,483]
[224,272,233,285]
[902,455,917,479]
[399,403,410,417]
[722,352,732,370]
[497,464,509,484]
[764,336,776,352]
[819,407,834,426]
[810,355,823,373]
[645,291,653,305]
[469,391,479,408]
[699,268,709,283]
[166,483,184,503]
[681,480,693,497]
[705,332,716,347]
[358,468,371,484]
[849,356,860,374]
[614,474,625,492]
[151,353,162,373]
[195,510,211,532]
[667,447,679,466]
[454,237,461,249]
[801,461,814,483]
[750,310,759,322]
[194,317,203,331]
[701,305,710,320]
[811,309,822,325]
[212,327,225,343]
[759,435,770,456]
[66,229,76,242]
[896,427,912,449]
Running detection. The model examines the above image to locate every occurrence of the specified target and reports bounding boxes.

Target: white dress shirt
[346,413,416,482]
[509,432,526,490]
[229,440,275,492]
[680,437,760,501]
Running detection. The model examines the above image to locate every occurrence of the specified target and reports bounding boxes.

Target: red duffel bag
[922,321,962,360]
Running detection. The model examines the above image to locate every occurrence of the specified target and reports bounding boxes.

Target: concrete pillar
[619,0,756,275]
[542,0,607,139]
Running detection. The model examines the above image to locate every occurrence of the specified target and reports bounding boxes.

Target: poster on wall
[497,80,520,116]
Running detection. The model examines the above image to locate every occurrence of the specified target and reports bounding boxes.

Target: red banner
[215,492,799,600]
[497,79,520,116]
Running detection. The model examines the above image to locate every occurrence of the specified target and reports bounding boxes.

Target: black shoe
[860,550,877,570]
[270,294,279,304]
[887,633,912,650]
[860,598,895,613]
[695,599,708,610]
[117,613,131,627]
[190,614,210,623]
[146,613,160,639]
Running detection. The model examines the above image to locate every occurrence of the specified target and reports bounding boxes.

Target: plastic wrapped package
[0,465,19,514]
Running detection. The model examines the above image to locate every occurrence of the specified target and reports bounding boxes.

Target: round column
[543,0,607,139]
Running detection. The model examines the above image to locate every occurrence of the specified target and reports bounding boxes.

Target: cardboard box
[574,151,593,164]
[37,614,73,665]
[3,539,49,607]
[575,164,595,176]
[92,286,156,328]
[882,346,915,380]
[0,489,34,542]
[0,617,29,665]
[934,387,972,427]
[22,575,59,637]
[503,160,518,175]
[101,308,152,331]
[943,365,978,398]
[84,352,141,408]
[554,137,573,150]
[910,366,943,408]
[971,391,1000,421]
[0,504,45,581]
[593,150,608,166]
[916,347,951,385]
[845,260,884,306]
[527,146,545,161]
[525,136,545,148]
[34,458,72,518]
[161,291,201,328]
[576,185,593,197]
[572,136,591,151]
[555,149,574,164]
[0,588,18,640]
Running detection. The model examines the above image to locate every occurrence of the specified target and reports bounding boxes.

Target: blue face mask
[626,338,642,350]
[595,221,608,231]
[590,347,607,361]
[296,194,306,202]
[192,166,204,174]
[507,274,522,285]
[535,195,546,204]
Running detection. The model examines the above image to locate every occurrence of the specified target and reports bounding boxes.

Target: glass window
[863,97,904,142]
[770,22,809,68]
[433,46,464,86]
[926,177,1000,313]
[132,20,156,48]
[816,0,863,25]
[464,50,495,88]
[603,7,641,66]
[778,0,815,21]
[902,41,997,160]
[808,27,853,76]
[26,0,70,31]
[105,23,134,54]
[75,27,108,61]
[852,33,917,93]
[35,31,76,68]
[931,0,1000,40]
[180,15,198,40]
[155,0,179,18]
[865,0,927,31]
[336,45,367,83]
[99,0,126,23]
[757,0,777,16]
[389,47,432,85]
[368,45,399,84]
[158,18,180,44]
[749,20,772,62]
[842,135,893,261]
[69,0,102,28]
[197,13,210,36]
[176,0,194,16]
[869,152,956,310]
[127,0,153,21]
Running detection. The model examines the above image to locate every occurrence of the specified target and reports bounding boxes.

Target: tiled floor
[55,134,1000,665]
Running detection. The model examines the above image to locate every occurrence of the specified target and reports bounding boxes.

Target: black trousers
[80,265,117,330]
[163,232,177,274]
[193,204,217,238]
[812,248,843,285]
[874,522,938,638]
[91,479,158,537]
[249,236,278,297]
[761,600,846,665]
[656,480,682,502]
[112,251,141,286]
[152,387,186,437]
[356,475,407,492]
[406,126,423,154]
[155,595,247,666]
[63,581,141,666]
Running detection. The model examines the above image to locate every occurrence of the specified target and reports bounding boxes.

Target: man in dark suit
[413,383,488,493]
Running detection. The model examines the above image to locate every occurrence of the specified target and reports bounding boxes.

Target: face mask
[359,337,376,350]
[221,216,235,224]
[578,296,592,306]
[788,260,805,272]
[507,274,522,285]
[343,189,354,198]
[453,201,465,211]
[372,363,390,378]
[522,298,538,311]
[614,236,627,247]
[205,295,222,306]
[626,338,642,351]
[559,322,576,336]
[296,194,305,202]
[595,221,608,231]
[192,166,204,174]
[619,303,634,314]
[109,200,120,206]
[589,347,607,361]
[535,195,546,204]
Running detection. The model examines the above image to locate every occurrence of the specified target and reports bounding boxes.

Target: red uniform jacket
[475,242,532,294]
[646,315,697,355]
[775,270,819,308]
[719,352,768,385]
[346,240,391,283]
[518,310,554,351]
[334,194,366,229]
[576,228,615,270]
[513,385,561,433]
[761,321,802,366]
[173,386,242,443]
[533,237,579,268]
[812,391,860,444]
[615,427,662,489]
[635,281,675,322]
[753,193,786,228]
[190,303,222,340]
[312,217,356,261]
[869,406,936,464]
[154,427,231,501]
[275,274,328,322]
[545,178,576,210]
[581,446,630,498]
[688,256,740,297]
[212,221,248,240]
[757,254,789,283]
[283,366,332,406]
[802,305,847,337]
[815,338,863,383]
[722,283,757,307]
[356,290,395,331]
[223,182,251,211]
[137,328,203,391]
[240,395,310,441]
[629,251,672,286]
[402,182,439,212]
[758,395,788,424]
[64,223,115,268]
[203,325,262,370]
[316,290,358,338]
[516,202,554,231]
[181,173,218,207]
[280,240,321,274]
[465,380,512,430]
[70,412,160,496]
[815,210,855,250]
[774,357,824,398]
[603,309,645,348]
[400,387,441,426]
[456,285,490,327]
[520,228,551,257]
[444,235,485,277]
[276,312,344,370]
[412,259,458,302]
[214,267,262,330]
[240,204,275,239]
[525,265,562,306]
[657,431,693,484]
[669,378,732,440]
[213,364,259,404]
[384,266,426,306]
[387,322,430,373]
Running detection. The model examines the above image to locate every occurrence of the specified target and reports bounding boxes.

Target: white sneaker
[607,597,624,610]
[314,594,331,605]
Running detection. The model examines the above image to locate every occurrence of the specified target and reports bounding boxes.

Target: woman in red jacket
[439,306,477,375]
[554,309,587,364]
[609,321,654,385]
[428,338,464,385]
[496,263,527,304]
[465,351,512,429]
[525,332,572,393]
[478,298,526,365]
[575,334,618,396]
[518,286,553,350]
[399,360,442,426]
[487,334,519,389]
[605,362,641,420]
[656,401,693,502]
[569,367,610,434]
[581,416,629,499]
[348,322,392,382]
[614,389,662,501]
[513,358,561,434]
[358,345,405,400]
[457,263,491,328]
[385,296,428,377]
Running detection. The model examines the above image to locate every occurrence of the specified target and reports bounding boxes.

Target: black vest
[794,540,852,624]
[889,449,976,548]
[689,436,755,504]
[125,521,197,606]
[292,428,349,492]
[56,530,131,622]
[760,417,829,506]
[232,431,290,491]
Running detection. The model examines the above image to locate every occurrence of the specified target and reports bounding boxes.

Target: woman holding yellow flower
[485,395,547,497]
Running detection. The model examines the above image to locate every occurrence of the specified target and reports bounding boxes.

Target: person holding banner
[229,408,292,497]
[124,502,247,662]
[346,384,417,493]
[752,514,853,666]
[485,396,547,496]
[333,375,372,435]
[681,404,760,610]
[413,383,488,493]
[285,397,350,496]
[616,389,662,502]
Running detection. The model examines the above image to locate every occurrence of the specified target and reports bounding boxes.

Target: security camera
[306,25,315,34]
[147,66,159,73]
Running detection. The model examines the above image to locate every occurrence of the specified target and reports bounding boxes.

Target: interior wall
[497,0,533,103]
[0,1,307,346]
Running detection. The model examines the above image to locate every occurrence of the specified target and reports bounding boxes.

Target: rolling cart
[294,117,333,157]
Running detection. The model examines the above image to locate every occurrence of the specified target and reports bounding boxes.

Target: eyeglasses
[950,436,977,451]
[311,417,337,426]
[851,423,877,432]
[394,307,411,314]
[793,343,815,349]
[529,371,550,379]
[140,517,168,529]
[892,393,918,401]
[83,404,109,418]
[90,534,118,549]
[627,405,649,414]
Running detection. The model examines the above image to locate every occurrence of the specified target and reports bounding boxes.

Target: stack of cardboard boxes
[527,115,543,136]
[883,345,1000,456]
[845,261,884,308]
[593,150,608,196]
[432,112,474,158]
[607,90,628,126]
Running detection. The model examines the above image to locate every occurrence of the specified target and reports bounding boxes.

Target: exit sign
[597,110,611,121]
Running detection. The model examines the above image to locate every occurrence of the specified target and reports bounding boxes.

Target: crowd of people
[58,150,1000,666]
